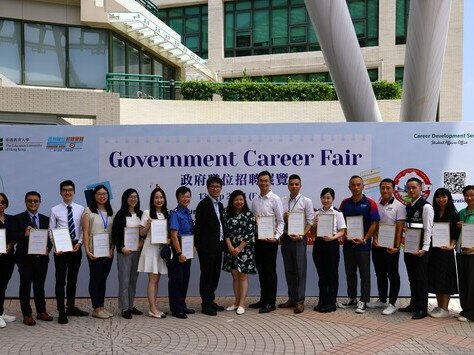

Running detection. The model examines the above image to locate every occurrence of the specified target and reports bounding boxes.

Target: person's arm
[418,204,434,255]
[112,211,129,255]
[81,210,95,259]
[273,196,285,240]
[170,229,186,263]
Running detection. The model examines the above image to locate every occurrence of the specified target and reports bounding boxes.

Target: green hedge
[180,79,401,101]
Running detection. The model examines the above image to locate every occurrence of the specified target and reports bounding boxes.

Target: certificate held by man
[151,219,167,244]
[51,228,73,253]
[316,214,334,237]
[287,212,305,235]
[432,222,450,247]
[124,227,139,251]
[0,228,6,254]
[346,216,364,240]
[28,229,49,255]
[93,233,110,258]
[461,223,474,248]
[181,234,194,259]
[404,229,421,253]
[257,215,275,239]
[377,224,396,248]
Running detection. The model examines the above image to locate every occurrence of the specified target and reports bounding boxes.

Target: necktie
[32,215,38,229]
[67,205,76,240]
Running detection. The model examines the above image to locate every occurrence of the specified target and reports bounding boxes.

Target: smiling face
[208,183,222,200]
[232,194,245,213]
[406,181,422,201]
[436,194,448,208]
[127,192,138,209]
[380,182,394,203]
[60,185,75,204]
[25,194,41,214]
[288,178,301,199]
[464,188,474,209]
[258,175,271,196]
[320,192,333,210]
[349,177,364,199]
[95,188,109,206]
[178,191,191,208]
[153,190,165,211]
[0,194,7,214]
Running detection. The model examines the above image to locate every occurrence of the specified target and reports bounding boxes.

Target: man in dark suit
[194,176,225,316]
[14,191,53,326]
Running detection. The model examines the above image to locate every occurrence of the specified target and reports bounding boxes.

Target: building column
[304,0,382,122]
[207,0,225,81]
[400,0,452,122]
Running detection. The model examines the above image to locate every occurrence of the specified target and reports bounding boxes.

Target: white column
[304,0,382,122]
[400,0,452,121]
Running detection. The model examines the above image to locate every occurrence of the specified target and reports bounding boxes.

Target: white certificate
[346,216,364,240]
[257,215,275,239]
[181,234,194,259]
[28,229,49,255]
[288,212,305,235]
[0,228,6,254]
[124,227,139,251]
[151,219,168,244]
[404,229,421,253]
[316,214,334,237]
[93,233,110,258]
[377,224,396,248]
[51,228,73,253]
[461,224,474,248]
[432,222,450,247]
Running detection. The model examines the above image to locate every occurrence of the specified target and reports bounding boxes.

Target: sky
[462,1,473,121]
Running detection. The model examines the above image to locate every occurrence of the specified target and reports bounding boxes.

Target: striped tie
[32,215,38,229]
[67,205,76,240]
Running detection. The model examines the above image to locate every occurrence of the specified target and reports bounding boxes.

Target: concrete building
[0,0,464,124]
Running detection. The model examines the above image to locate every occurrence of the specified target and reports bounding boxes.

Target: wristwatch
[176,251,183,256]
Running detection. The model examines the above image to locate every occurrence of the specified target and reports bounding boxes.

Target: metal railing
[135,0,159,18]
[106,73,178,100]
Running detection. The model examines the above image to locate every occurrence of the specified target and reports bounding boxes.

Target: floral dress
[222,210,256,274]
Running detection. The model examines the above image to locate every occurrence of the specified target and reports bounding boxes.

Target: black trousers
[457,253,474,321]
[198,247,223,307]
[54,248,82,312]
[313,239,340,307]
[88,257,113,309]
[18,258,49,316]
[404,252,429,312]
[167,257,191,315]
[254,240,278,306]
[372,246,400,305]
[0,253,15,315]
[281,235,307,305]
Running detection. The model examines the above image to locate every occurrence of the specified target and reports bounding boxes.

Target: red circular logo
[393,168,432,205]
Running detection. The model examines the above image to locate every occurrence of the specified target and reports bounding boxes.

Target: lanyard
[98,209,108,230]
[288,195,302,212]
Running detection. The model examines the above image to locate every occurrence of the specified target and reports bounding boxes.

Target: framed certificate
[316,214,334,237]
[288,212,305,235]
[346,216,364,240]
[93,233,110,258]
[124,227,139,251]
[28,229,48,255]
[432,222,450,247]
[51,228,73,253]
[0,228,6,254]
[151,219,167,244]
[404,228,422,253]
[377,224,396,248]
[257,215,275,239]
[461,223,474,248]
[181,234,194,259]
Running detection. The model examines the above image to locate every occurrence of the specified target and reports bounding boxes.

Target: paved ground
[1,297,474,354]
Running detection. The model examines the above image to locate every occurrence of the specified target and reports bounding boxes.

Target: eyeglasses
[61,188,74,192]
[95,192,108,197]
[209,185,222,189]
[128,195,138,200]
[26,199,40,204]
[0,200,5,205]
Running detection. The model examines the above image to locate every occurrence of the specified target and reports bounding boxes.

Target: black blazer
[194,196,225,253]
[14,210,51,265]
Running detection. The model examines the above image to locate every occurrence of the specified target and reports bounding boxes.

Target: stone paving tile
[1,297,473,354]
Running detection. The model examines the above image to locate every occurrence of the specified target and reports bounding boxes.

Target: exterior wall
[0,0,81,25]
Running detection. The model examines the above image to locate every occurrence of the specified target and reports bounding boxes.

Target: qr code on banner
[444,171,466,194]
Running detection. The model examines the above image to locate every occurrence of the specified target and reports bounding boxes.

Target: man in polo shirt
[338,175,380,314]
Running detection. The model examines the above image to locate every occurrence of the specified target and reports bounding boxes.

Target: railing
[106,73,179,100]
[135,0,159,18]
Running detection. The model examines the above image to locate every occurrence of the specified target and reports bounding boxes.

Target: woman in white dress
[138,187,168,318]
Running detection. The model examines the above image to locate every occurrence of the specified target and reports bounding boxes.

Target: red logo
[393,168,432,205]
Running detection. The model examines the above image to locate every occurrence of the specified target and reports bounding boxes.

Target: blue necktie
[32,215,38,229]
[67,205,76,240]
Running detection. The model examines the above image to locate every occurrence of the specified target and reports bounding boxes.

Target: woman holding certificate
[82,185,115,319]
[112,189,144,319]
[456,185,474,323]
[428,188,459,319]
[312,188,346,313]
[138,187,168,318]
[223,190,257,315]
[0,193,16,328]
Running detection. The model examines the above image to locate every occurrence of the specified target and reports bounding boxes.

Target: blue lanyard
[98,210,108,230]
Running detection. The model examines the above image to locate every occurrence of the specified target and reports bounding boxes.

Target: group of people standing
[0,172,473,329]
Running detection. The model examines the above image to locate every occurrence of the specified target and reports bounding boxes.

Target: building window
[396,0,409,44]
[159,5,208,59]
[224,0,378,58]
[69,27,108,89]
[24,23,67,87]
[0,19,22,84]
[395,66,404,82]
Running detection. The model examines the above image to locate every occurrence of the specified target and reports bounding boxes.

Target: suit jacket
[194,196,225,253]
[14,210,51,266]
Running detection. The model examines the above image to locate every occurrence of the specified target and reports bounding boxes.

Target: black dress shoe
[184,308,195,314]
[121,310,132,319]
[173,313,188,319]
[211,302,225,312]
[202,307,217,316]
[319,305,337,313]
[129,307,143,315]
[259,304,276,314]
[249,301,263,309]
[66,306,89,317]
[58,312,68,324]
[399,305,417,313]
[278,300,296,308]
[412,310,427,320]
[313,304,323,312]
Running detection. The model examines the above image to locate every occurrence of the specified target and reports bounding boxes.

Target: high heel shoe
[148,310,166,319]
